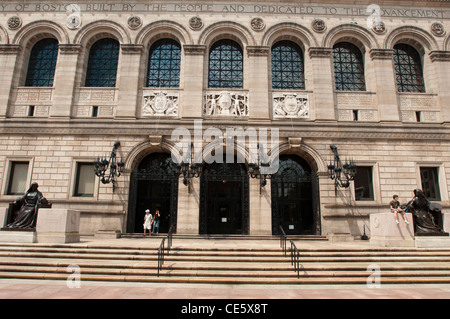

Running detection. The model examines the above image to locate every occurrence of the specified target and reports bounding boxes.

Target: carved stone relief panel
[76,105,115,118]
[142,90,179,117]
[15,88,53,103]
[78,89,116,103]
[13,105,49,117]
[272,93,309,119]
[203,91,249,116]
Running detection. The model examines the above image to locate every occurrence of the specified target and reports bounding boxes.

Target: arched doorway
[271,155,320,235]
[199,159,249,235]
[127,153,178,233]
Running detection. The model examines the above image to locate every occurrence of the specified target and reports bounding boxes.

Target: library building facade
[0,0,450,238]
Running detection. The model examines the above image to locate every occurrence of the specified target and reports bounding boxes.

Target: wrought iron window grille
[333,42,366,91]
[25,38,59,87]
[393,44,425,93]
[208,39,243,89]
[271,41,305,90]
[146,39,181,88]
[85,38,120,87]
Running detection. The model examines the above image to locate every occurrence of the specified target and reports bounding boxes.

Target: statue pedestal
[415,236,450,248]
[36,208,80,243]
[444,213,450,233]
[370,212,415,247]
[0,229,37,243]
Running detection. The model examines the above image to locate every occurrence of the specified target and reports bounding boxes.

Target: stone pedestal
[370,212,415,247]
[444,213,450,233]
[95,229,121,239]
[0,207,7,227]
[36,208,80,243]
[0,229,37,243]
[415,236,450,248]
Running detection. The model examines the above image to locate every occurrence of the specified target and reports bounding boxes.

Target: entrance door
[206,181,242,234]
[272,155,320,235]
[200,161,249,235]
[127,153,178,233]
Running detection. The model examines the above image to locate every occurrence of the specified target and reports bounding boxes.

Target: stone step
[1,264,450,278]
[1,257,449,271]
[1,271,450,285]
[1,240,450,285]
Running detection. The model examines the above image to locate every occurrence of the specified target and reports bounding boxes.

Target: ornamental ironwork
[208,39,243,89]
[146,39,181,88]
[271,41,305,90]
[393,44,425,93]
[25,39,59,87]
[85,38,119,87]
[333,42,366,91]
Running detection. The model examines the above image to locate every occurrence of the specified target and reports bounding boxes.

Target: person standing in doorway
[143,209,153,236]
[152,209,161,234]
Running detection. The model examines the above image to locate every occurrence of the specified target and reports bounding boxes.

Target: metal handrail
[290,240,301,279]
[157,238,165,277]
[279,225,287,256]
[279,226,301,278]
[157,224,175,277]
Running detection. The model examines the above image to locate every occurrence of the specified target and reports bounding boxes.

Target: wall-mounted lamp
[94,141,124,192]
[327,144,356,188]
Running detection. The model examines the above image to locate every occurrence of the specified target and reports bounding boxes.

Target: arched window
[85,38,119,87]
[393,44,425,92]
[147,39,181,88]
[25,38,59,87]
[333,42,366,91]
[208,39,243,89]
[271,41,305,90]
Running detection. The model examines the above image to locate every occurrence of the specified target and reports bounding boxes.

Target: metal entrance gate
[127,153,179,233]
[199,162,249,235]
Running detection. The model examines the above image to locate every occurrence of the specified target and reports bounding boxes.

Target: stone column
[308,47,336,122]
[0,45,21,118]
[115,44,144,119]
[176,177,200,234]
[247,46,270,120]
[369,49,400,123]
[429,51,450,123]
[181,45,206,119]
[249,177,272,235]
[50,44,81,118]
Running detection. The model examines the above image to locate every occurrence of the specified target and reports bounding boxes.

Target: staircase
[0,237,450,285]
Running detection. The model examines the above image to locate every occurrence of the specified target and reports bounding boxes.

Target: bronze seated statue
[402,189,448,236]
[4,182,51,230]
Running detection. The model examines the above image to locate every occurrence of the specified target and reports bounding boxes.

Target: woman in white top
[143,209,153,236]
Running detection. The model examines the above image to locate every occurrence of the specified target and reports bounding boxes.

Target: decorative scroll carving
[142,91,179,117]
[272,93,309,119]
[203,91,248,116]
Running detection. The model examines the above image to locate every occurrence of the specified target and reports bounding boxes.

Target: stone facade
[0,0,449,237]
